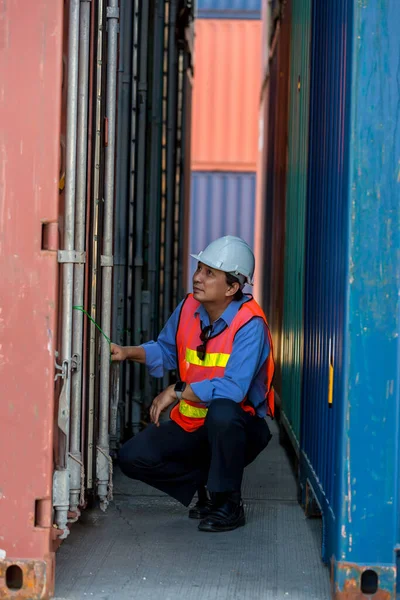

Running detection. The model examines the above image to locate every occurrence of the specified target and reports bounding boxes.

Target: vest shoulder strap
[232,297,268,328]
[180,293,200,318]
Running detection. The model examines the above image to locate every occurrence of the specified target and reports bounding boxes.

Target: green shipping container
[280,0,311,452]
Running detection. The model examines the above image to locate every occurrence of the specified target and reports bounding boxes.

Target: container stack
[187,0,262,287]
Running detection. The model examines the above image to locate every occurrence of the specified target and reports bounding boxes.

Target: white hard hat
[191,235,255,285]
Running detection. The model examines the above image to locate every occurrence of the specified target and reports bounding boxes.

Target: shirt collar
[194,295,251,328]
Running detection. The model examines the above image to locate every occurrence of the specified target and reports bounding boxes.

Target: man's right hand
[110,343,128,362]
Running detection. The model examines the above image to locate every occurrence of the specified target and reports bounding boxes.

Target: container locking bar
[100,254,114,267]
[106,6,119,19]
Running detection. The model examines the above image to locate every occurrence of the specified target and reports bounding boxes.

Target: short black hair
[225,273,244,301]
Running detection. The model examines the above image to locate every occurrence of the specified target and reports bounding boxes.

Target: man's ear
[226,281,240,297]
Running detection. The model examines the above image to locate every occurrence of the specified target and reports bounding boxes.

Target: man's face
[192,262,238,303]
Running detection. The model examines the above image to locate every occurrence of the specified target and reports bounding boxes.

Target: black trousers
[118,399,272,506]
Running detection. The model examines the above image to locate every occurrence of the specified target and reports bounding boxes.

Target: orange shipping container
[191,19,262,172]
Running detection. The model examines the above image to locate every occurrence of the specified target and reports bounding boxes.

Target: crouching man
[111,236,274,532]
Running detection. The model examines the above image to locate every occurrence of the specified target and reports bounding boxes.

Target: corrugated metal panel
[187,172,256,290]
[0,1,63,597]
[300,0,352,554]
[255,0,291,396]
[298,1,400,589]
[111,0,194,432]
[196,0,261,20]
[253,0,274,299]
[280,0,311,449]
[191,20,262,172]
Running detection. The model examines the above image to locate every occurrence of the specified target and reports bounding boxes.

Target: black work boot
[198,492,245,532]
[188,486,213,519]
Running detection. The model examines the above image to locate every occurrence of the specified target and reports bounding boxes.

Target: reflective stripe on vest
[185,348,230,368]
[179,399,208,419]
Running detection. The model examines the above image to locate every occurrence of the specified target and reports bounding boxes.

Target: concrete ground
[55,421,331,600]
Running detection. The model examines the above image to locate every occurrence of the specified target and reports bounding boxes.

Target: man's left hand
[149,385,177,427]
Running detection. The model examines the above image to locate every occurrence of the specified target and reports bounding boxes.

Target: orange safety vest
[170,294,275,432]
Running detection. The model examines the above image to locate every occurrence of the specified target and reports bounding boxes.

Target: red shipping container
[191,19,262,172]
[0,1,63,598]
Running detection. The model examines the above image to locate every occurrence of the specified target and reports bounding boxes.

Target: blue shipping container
[297,0,400,596]
[196,0,261,20]
[187,172,256,291]
[301,0,352,560]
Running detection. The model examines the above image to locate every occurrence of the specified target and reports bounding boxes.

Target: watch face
[175,381,186,393]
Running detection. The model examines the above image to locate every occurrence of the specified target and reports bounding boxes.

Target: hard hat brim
[190,253,253,285]
[190,253,221,272]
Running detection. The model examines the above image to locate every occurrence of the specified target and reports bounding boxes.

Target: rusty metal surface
[191,19,262,172]
[332,561,396,600]
[0,557,54,600]
[0,0,63,597]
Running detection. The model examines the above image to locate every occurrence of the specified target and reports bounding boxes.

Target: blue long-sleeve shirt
[141,296,271,418]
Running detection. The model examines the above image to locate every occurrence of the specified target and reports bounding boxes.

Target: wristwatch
[174,381,186,401]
